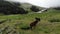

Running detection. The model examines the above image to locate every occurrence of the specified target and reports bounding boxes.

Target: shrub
[53,7,60,10]
[49,18,60,22]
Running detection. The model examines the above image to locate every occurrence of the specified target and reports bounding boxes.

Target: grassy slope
[20,3,44,12]
[0,9,60,34]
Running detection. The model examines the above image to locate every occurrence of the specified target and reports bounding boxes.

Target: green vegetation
[0,9,60,34]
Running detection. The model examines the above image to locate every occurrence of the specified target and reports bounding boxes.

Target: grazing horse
[21,18,40,30]
[30,18,40,29]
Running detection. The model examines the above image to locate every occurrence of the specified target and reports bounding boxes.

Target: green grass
[0,9,60,34]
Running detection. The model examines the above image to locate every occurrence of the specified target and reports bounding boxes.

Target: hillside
[20,3,46,13]
[0,8,60,34]
[20,3,44,10]
[0,1,28,15]
[0,1,45,15]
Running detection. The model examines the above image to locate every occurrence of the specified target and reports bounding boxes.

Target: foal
[30,18,40,29]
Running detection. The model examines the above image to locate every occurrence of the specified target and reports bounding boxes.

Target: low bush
[49,18,60,22]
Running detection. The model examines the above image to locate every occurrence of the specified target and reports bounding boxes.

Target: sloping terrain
[20,3,45,12]
[0,9,60,34]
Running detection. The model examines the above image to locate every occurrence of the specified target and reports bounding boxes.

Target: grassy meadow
[0,9,60,34]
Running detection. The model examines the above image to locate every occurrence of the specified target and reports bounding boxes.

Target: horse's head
[35,17,40,21]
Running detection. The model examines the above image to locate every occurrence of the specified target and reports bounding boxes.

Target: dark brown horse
[30,18,40,29]
[21,18,40,30]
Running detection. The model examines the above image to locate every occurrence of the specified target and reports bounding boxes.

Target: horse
[30,17,40,29]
